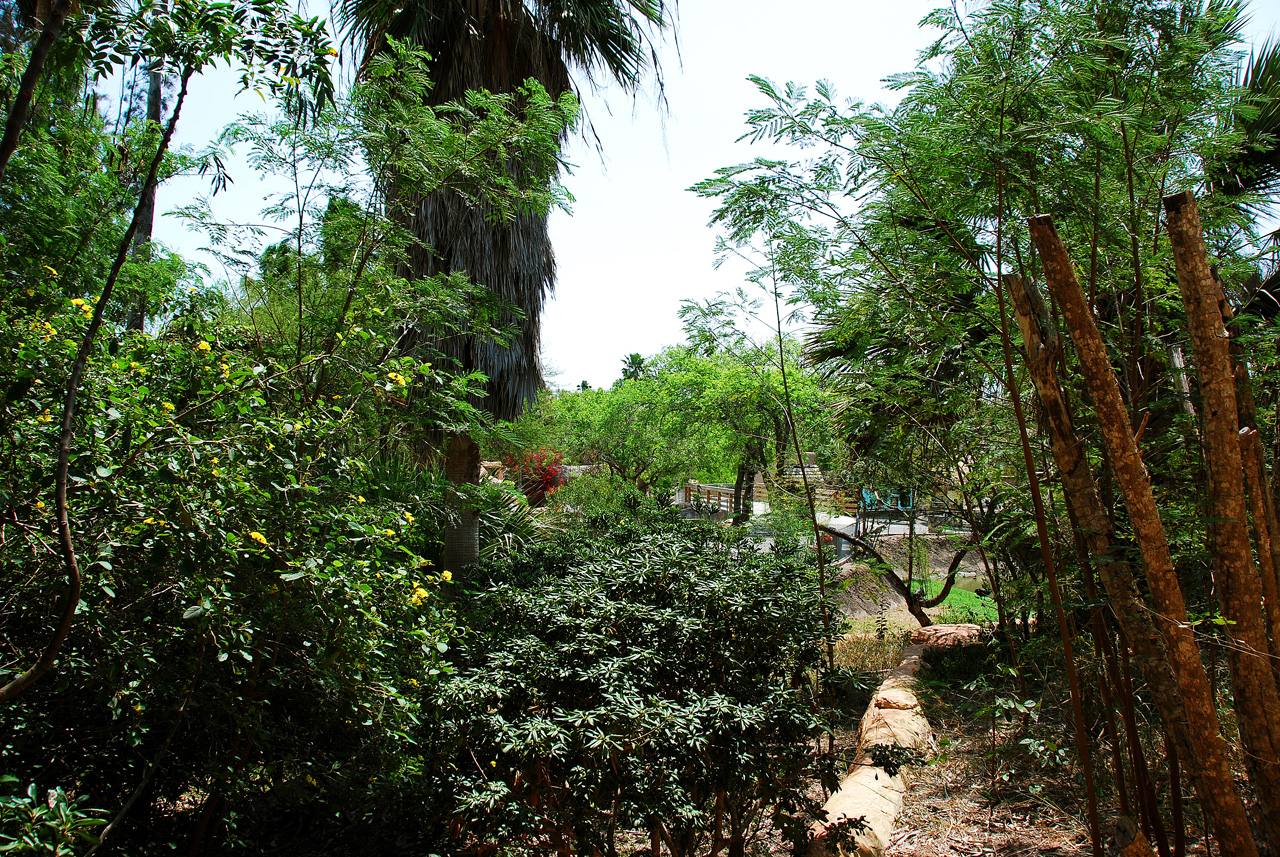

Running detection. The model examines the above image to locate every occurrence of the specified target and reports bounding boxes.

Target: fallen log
[808,624,981,857]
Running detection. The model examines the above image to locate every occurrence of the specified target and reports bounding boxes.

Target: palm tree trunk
[442,431,481,572]
[1023,219,1260,857]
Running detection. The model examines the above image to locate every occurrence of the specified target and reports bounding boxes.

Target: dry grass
[833,631,911,673]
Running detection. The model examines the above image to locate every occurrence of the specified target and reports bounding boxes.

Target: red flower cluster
[504,448,565,506]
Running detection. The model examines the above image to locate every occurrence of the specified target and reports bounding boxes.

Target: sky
[151,1,1280,392]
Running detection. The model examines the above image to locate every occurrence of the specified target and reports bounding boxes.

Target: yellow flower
[441,570,452,583]
[409,583,429,606]
[418,559,432,568]
[403,512,414,525]
[356,496,366,504]
[70,298,84,306]
[266,443,274,451]
[36,410,53,423]
[383,528,396,537]
[35,500,45,511]
[249,531,269,545]
[24,289,33,296]
[162,402,175,411]
[196,341,211,352]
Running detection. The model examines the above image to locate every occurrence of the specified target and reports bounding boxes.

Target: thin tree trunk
[1021,220,1260,857]
[1241,429,1280,664]
[1168,732,1186,857]
[1062,487,1132,819]
[732,461,747,519]
[0,0,73,184]
[920,548,970,609]
[0,68,192,704]
[1164,191,1280,844]
[846,531,931,628]
[126,67,165,331]
[442,431,481,572]
[994,270,1102,857]
[771,284,833,672]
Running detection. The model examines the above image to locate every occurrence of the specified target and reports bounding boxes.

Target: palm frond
[1211,36,1280,204]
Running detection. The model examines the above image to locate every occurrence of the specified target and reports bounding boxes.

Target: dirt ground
[884,717,1091,857]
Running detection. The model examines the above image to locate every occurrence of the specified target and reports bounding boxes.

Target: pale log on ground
[808,626,979,857]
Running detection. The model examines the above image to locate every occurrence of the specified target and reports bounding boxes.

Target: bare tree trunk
[0,0,73,184]
[1241,429,1280,664]
[732,461,747,520]
[126,67,165,331]
[919,548,970,609]
[994,268,1101,857]
[1015,221,1260,857]
[1163,191,1280,842]
[442,431,481,572]
[846,531,931,628]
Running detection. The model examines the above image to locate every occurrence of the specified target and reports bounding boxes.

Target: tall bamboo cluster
[1006,193,1280,857]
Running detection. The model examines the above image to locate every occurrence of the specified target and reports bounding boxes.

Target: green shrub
[426,511,835,856]
[920,636,998,687]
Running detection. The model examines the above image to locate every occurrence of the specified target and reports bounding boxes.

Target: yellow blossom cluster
[408,582,430,606]
[386,371,408,386]
[31,319,57,341]
[249,531,269,546]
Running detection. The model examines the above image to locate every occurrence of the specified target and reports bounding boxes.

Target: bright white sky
[152,1,1280,392]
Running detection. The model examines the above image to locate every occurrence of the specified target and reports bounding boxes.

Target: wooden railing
[682,483,737,513]
[682,479,858,516]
